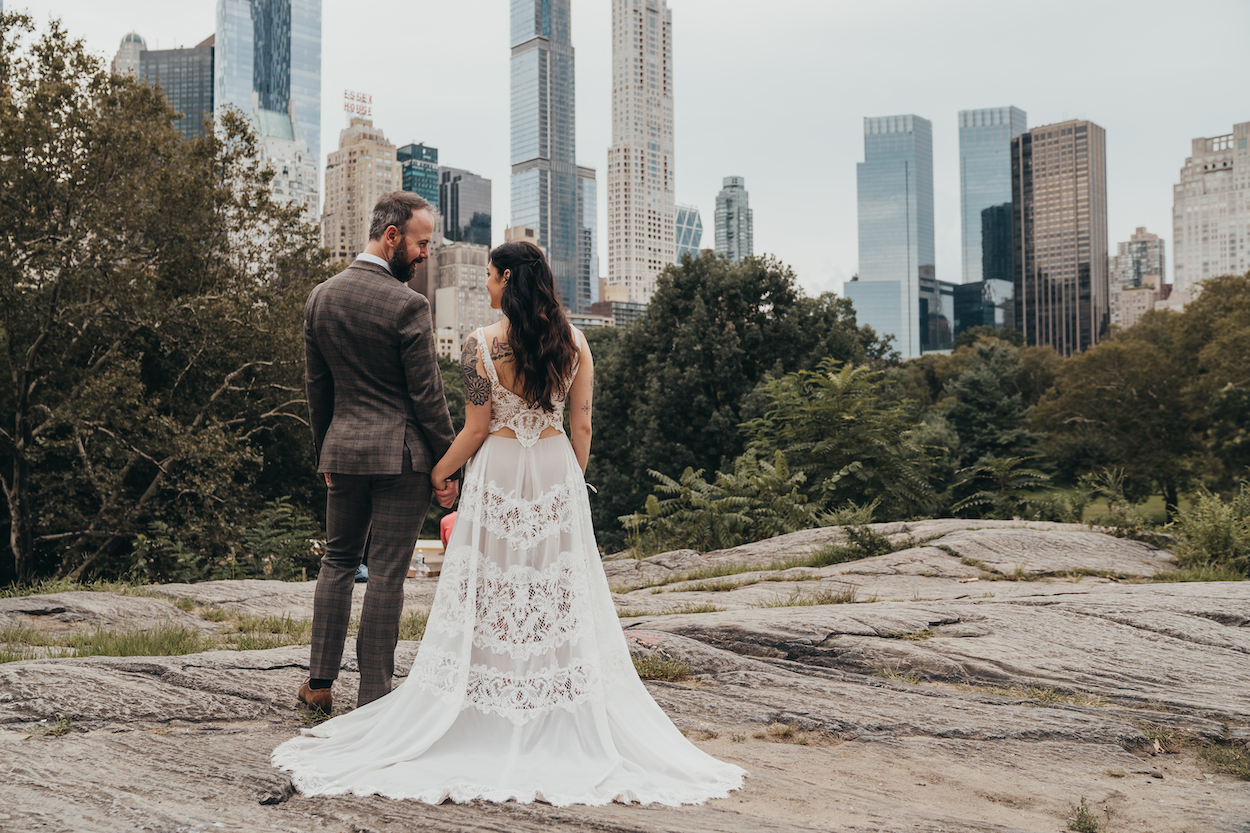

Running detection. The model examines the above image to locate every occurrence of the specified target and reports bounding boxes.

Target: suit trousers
[310,451,431,707]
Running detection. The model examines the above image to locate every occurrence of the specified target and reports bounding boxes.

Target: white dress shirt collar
[356,252,391,273]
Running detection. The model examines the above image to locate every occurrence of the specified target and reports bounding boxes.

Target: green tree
[743,360,934,518]
[950,456,1051,519]
[0,14,330,584]
[1031,316,1202,517]
[953,325,1023,349]
[942,339,1040,467]
[586,253,889,549]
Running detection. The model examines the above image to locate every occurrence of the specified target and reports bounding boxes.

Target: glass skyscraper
[851,114,936,358]
[675,204,702,261]
[398,143,440,209]
[215,0,321,169]
[959,107,1026,284]
[139,37,216,140]
[439,166,491,246]
[577,166,599,309]
[714,177,752,263]
[511,0,595,312]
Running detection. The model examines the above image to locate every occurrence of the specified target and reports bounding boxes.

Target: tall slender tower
[1011,119,1109,356]
[714,176,752,262]
[605,0,674,305]
[959,106,1026,284]
[511,0,595,312]
[849,114,936,358]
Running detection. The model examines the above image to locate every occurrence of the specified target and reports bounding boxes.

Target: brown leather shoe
[297,679,333,713]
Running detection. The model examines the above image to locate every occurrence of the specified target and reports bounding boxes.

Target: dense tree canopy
[586,254,891,550]
[0,14,330,583]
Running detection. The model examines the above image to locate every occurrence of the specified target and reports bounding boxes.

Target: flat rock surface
[1,521,1247,832]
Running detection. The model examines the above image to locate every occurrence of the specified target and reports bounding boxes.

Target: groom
[300,191,458,711]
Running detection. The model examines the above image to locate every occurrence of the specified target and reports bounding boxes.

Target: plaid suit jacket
[305,260,455,475]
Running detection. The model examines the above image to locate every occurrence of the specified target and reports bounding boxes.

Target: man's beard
[388,242,424,283]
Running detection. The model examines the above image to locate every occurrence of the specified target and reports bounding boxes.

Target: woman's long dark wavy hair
[490,240,578,413]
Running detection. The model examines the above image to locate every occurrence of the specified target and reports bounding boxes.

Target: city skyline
[13,0,1250,302]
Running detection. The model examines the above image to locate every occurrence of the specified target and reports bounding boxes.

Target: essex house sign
[344,90,372,118]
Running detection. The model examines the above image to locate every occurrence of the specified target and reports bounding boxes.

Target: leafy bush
[620,451,823,554]
[950,457,1051,519]
[1170,482,1250,577]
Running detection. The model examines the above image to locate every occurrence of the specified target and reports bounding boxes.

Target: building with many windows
[1011,119,1109,356]
[849,114,939,358]
[605,0,675,305]
[111,31,147,76]
[399,143,440,210]
[1172,121,1250,299]
[112,32,217,140]
[1109,227,1167,329]
[576,166,600,310]
[215,0,321,170]
[674,203,702,262]
[959,107,1027,284]
[439,167,491,246]
[320,118,399,261]
[714,177,752,263]
[511,0,597,312]
[433,242,501,351]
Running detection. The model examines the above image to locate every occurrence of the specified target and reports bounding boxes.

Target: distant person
[293,192,459,715]
[274,240,745,805]
[438,510,456,547]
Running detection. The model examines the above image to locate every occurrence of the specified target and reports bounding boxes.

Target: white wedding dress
[272,327,746,806]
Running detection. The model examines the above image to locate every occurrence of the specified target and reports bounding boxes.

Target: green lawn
[1082,494,1190,526]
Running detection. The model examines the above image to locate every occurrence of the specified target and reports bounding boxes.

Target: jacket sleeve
[304,293,333,466]
[398,293,456,464]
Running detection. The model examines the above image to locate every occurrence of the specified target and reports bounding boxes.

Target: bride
[272,240,746,806]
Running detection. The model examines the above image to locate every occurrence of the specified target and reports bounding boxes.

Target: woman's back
[476,320,581,447]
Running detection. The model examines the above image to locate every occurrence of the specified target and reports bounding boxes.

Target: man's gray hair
[368,191,433,241]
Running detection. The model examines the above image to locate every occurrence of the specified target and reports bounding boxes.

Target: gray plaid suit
[304,259,455,706]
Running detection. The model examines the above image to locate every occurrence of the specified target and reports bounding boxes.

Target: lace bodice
[478,326,580,447]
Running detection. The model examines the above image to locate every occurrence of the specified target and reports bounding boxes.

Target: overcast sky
[13,0,1250,297]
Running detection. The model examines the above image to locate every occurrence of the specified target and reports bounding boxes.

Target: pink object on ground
[439,511,457,547]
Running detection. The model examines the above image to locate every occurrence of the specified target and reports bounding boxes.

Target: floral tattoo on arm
[462,335,489,406]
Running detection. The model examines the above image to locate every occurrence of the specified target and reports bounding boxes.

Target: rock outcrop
[1,521,1247,832]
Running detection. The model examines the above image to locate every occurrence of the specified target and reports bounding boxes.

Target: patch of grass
[398,611,429,641]
[693,728,719,740]
[958,682,1106,708]
[199,606,231,622]
[0,578,158,599]
[1104,768,1126,778]
[872,665,922,685]
[1067,796,1109,832]
[754,586,857,608]
[662,577,754,593]
[231,632,286,651]
[618,602,725,617]
[632,653,692,682]
[174,596,198,611]
[887,628,935,641]
[64,624,208,657]
[300,706,336,726]
[1196,738,1250,780]
[25,714,73,739]
[730,732,746,743]
[1143,564,1247,583]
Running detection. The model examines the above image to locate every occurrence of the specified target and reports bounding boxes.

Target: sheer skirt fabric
[272,435,746,806]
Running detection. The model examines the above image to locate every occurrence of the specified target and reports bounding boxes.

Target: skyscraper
[714,177,752,263]
[1172,121,1250,298]
[605,0,675,305]
[140,36,216,140]
[511,0,596,312]
[111,31,147,76]
[1109,227,1167,330]
[399,143,439,209]
[675,204,702,261]
[439,167,491,247]
[576,166,599,310]
[320,118,399,261]
[215,0,321,170]
[959,107,1027,284]
[850,114,936,358]
[1011,119,1109,356]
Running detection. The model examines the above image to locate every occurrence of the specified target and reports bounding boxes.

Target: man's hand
[324,472,331,486]
[433,479,459,509]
